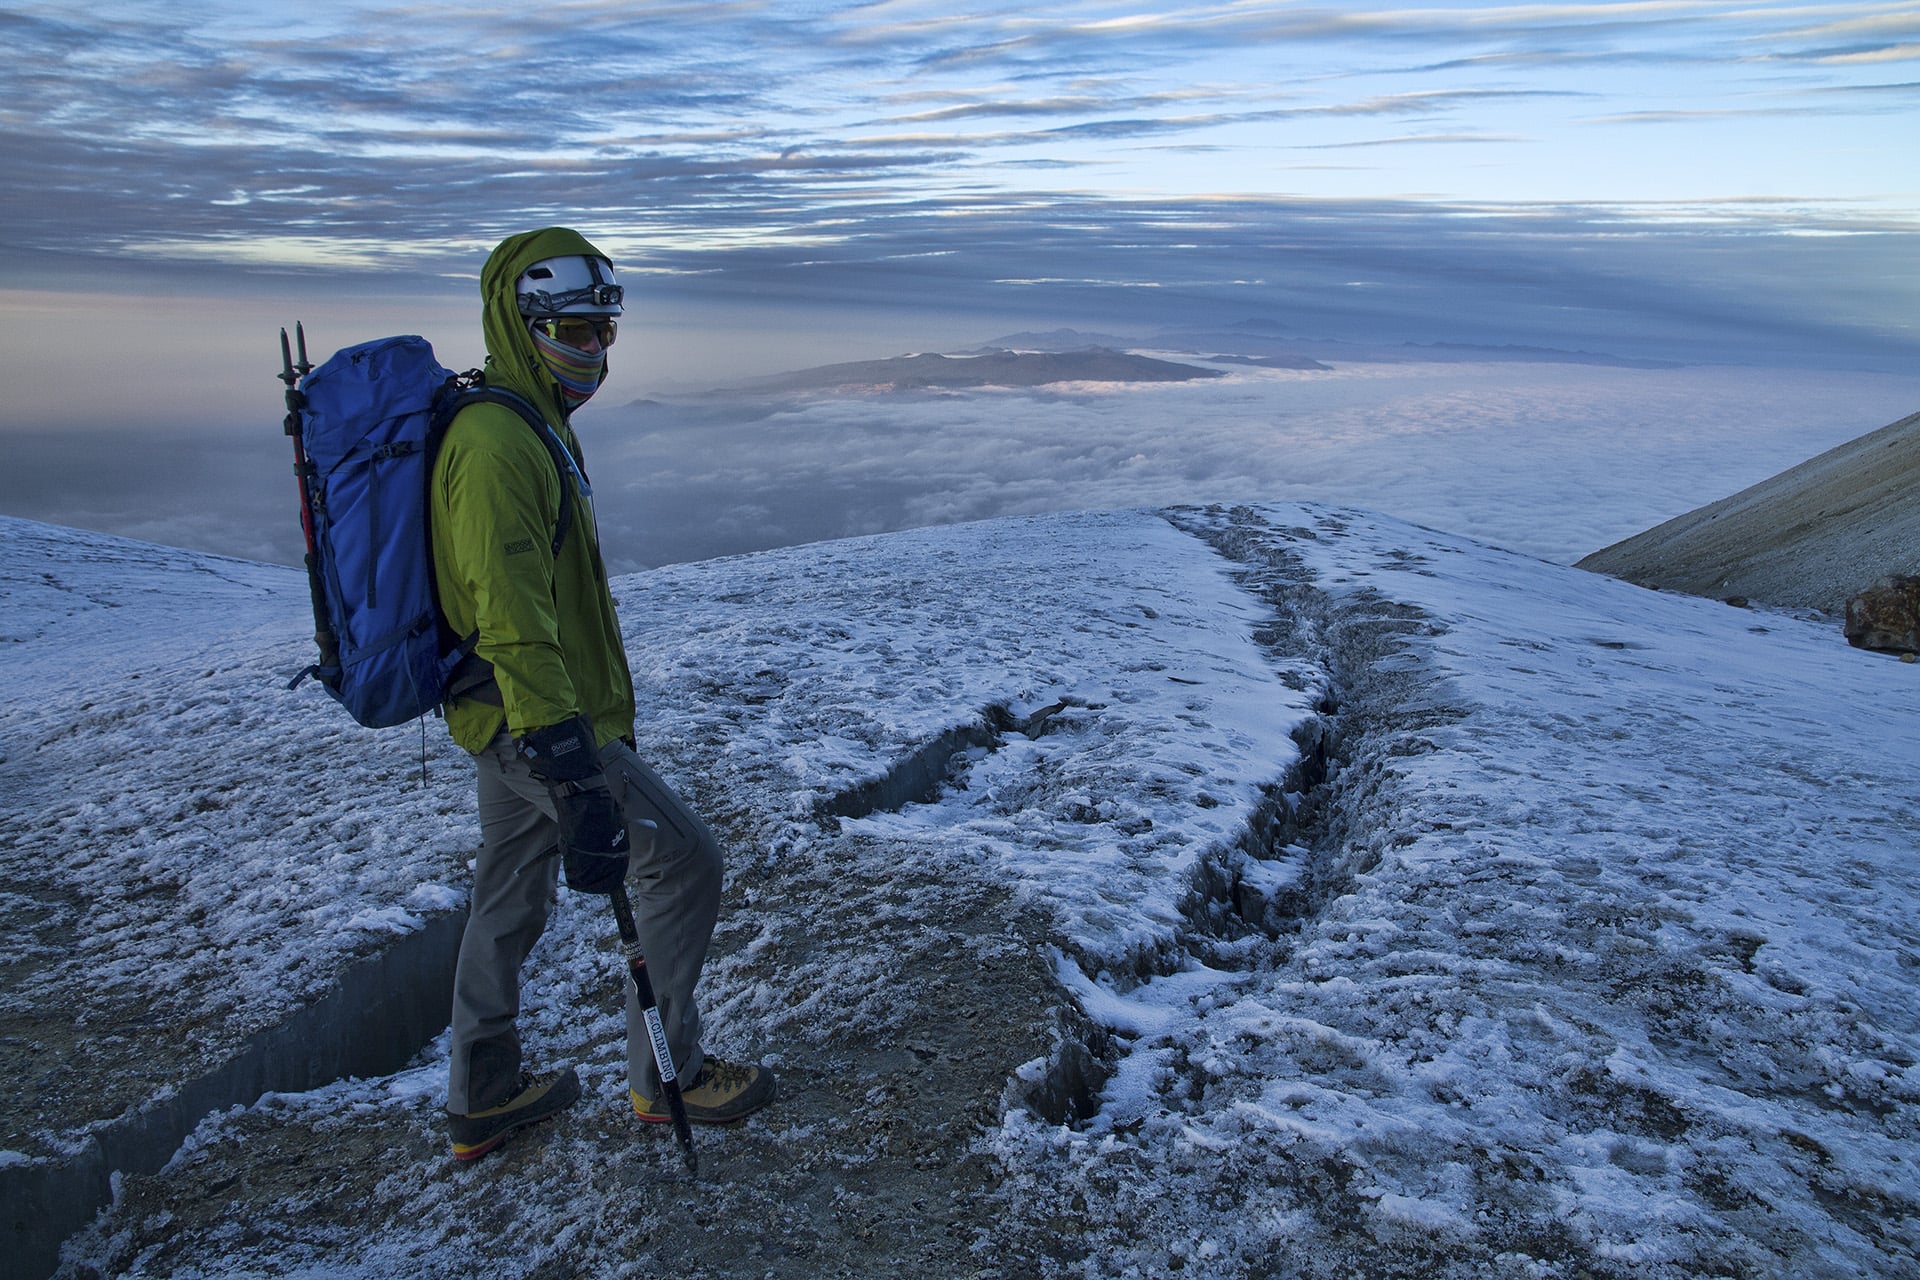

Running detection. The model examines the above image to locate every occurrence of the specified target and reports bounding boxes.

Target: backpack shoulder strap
[432,380,581,708]
[438,382,575,556]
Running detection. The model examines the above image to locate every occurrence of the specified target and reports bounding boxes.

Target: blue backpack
[279,327,574,728]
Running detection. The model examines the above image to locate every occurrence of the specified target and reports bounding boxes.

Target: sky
[1,0,1917,559]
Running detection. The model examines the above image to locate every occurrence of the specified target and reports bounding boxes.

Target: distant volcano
[717,347,1225,394]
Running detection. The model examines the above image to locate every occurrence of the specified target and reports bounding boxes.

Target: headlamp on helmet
[516,254,624,317]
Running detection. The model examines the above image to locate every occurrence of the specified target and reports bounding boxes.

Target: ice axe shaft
[277,323,338,682]
[610,878,698,1175]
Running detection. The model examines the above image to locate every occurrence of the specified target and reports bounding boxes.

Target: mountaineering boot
[631,1057,776,1125]
[448,1067,582,1161]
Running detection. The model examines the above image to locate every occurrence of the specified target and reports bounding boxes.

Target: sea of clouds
[3,358,1916,575]
[585,359,1920,573]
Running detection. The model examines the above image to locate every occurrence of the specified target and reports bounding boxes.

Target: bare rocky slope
[1577,408,1920,612]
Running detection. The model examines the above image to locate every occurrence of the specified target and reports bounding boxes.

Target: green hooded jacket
[430,227,637,754]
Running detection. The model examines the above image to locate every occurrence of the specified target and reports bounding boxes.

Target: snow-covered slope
[0,517,479,1163]
[6,505,1916,1279]
[995,506,1920,1277]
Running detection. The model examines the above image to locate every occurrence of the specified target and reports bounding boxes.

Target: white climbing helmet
[515,255,624,317]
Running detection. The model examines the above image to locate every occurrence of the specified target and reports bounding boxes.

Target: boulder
[1844,575,1920,654]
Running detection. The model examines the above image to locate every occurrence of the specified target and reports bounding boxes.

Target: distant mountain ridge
[714,347,1225,394]
[968,328,1328,371]
[967,328,1143,353]
[975,327,1675,369]
[647,326,1675,402]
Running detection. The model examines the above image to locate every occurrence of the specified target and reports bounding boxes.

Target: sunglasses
[532,316,618,349]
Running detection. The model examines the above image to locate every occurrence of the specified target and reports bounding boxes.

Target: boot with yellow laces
[631,1057,776,1125]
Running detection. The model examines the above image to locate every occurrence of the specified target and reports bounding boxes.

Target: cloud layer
[576,361,1920,573]
[0,2,1915,456]
[18,360,1910,576]
[2,3,1915,348]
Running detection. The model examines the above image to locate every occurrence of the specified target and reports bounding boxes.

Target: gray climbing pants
[446,733,724,1115]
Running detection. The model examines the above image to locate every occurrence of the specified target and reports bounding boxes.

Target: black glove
[517,715,630,895]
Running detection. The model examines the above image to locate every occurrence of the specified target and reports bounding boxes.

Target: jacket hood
[480,227,613,424]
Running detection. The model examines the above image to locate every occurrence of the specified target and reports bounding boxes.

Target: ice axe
[608,842,698,1176]
[277,323,339,683]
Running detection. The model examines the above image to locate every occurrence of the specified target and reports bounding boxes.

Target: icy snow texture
[622,512,1315,972]
[8,489,1919,1273]
[984,505,1920,1278]
[0,517,479,1157]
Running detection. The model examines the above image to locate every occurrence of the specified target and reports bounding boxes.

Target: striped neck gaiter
[531,324,608,411]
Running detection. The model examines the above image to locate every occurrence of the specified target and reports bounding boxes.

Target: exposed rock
[1844,575,1920,654]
